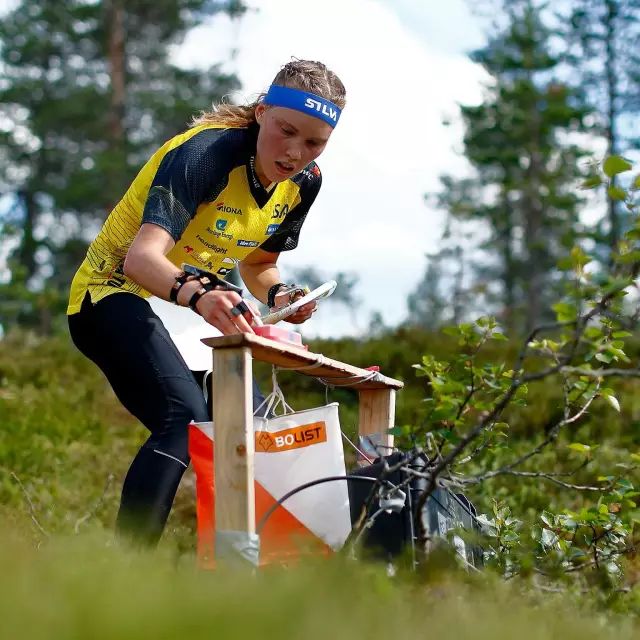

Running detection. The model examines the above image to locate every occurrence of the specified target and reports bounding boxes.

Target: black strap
[169,271,195,304]
[188,283,215,314]
[182,263,243,295]
[267,282,287,309]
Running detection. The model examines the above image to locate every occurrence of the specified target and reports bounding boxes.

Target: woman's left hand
[285,300,317,324]
[272,287,317,324]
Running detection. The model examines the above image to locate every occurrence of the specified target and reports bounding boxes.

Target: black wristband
[267,282,287,309]
[169,271,195,304]
[188,285,214,314]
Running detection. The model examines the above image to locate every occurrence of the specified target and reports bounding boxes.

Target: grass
[0,530,638,640]
[3,330,640,636]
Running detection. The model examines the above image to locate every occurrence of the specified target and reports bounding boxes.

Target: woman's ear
[255,103,266,124]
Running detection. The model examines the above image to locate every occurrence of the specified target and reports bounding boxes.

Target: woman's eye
[281,127,294,135]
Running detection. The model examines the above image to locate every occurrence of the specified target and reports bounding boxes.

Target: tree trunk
[107,0,126,147]
[524,75,545,330]
[604,0,620,254]
[15,190,38,281]
[498,200,517,333]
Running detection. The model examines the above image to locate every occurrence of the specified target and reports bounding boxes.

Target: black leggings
[68,292,264,546]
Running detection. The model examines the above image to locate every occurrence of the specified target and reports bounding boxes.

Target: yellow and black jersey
[67,122,322,314]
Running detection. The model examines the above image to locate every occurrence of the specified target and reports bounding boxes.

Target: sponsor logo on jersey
[105,261,126,288]
[184,245,194,253]
[271,203,289,220]
[205,226,232,241]
[191,252,215,270]
[217,267,231,276]
[301,164,320,180]
[304,97,338,122]
[221,257,239,265]
[196,234,228,254]
[248,156,262,190]
[255,421,327,452]
[266,224,279,235]
[237,239,260,248]
[215,218,227,231]
[214,202,242,215]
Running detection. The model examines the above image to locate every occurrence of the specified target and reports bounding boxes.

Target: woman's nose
[286,144,302,161]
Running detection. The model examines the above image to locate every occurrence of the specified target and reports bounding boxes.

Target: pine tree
[413,1,591,332]
[561,0,640,252]
[0,0,243,332]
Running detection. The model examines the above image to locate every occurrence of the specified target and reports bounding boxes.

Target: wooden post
[202,333,404,561]
[212,346,256,557]
[357,388,395,460]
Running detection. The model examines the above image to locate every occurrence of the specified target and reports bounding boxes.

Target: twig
[10,471,49,539]
[74,473,115,534]
[465,383,601,482]
[456,469,607,491]
[561,367,640,379]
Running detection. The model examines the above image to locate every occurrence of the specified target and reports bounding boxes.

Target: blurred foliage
[1,528,639,639]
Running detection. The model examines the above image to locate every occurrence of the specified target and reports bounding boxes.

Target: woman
[67,59,346,545]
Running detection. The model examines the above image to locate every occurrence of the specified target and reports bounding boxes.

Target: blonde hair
[191,59,346,128]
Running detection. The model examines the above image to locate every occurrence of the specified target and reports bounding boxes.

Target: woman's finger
[213,308,239,335]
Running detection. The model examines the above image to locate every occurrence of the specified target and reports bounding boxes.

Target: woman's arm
[124,223,255,334]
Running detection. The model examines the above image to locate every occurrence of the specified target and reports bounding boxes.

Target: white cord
[316,369,380,387]
[340,431,374,464]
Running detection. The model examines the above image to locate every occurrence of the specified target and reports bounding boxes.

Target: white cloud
[176,0,489,337]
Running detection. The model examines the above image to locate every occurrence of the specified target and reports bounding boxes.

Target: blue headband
[263,85,341,127]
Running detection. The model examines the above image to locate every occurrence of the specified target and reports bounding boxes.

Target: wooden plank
[358,389,396,458]
[202,333,403,391]
[212,346,255,537]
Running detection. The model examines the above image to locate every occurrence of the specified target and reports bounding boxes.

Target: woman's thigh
[69,293,209,433]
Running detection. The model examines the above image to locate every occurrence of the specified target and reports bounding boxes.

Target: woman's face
[254,103,333,186]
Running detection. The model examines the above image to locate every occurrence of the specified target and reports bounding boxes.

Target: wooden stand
[201,333,404,560]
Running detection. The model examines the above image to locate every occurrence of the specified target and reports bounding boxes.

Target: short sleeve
[142,128,234,241]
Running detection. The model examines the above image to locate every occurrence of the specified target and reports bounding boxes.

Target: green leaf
[568,443,592,455]
[581,174,603,189]
[595,352,613,363]
[603,393,621,412]
[633,174,640,190]
[387,426,406,436]
[608,185,627,201]
[570,245,592,269]
[552,302,577,322]
[603,155,633,178]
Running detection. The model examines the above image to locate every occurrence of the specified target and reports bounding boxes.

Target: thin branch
[561,367,640,378]
[455,469,607,491]
[10,471,49,539]
[412,282,629,546]
[564,544,638,573]
[466,382,600,482]
[74,473,115,534]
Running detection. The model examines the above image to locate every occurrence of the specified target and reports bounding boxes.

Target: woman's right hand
[194,289,258,335]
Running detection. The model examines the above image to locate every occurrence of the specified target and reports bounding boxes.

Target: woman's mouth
[274,160,295,176]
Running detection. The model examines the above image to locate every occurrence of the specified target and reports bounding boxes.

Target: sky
[171,0,488,337]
